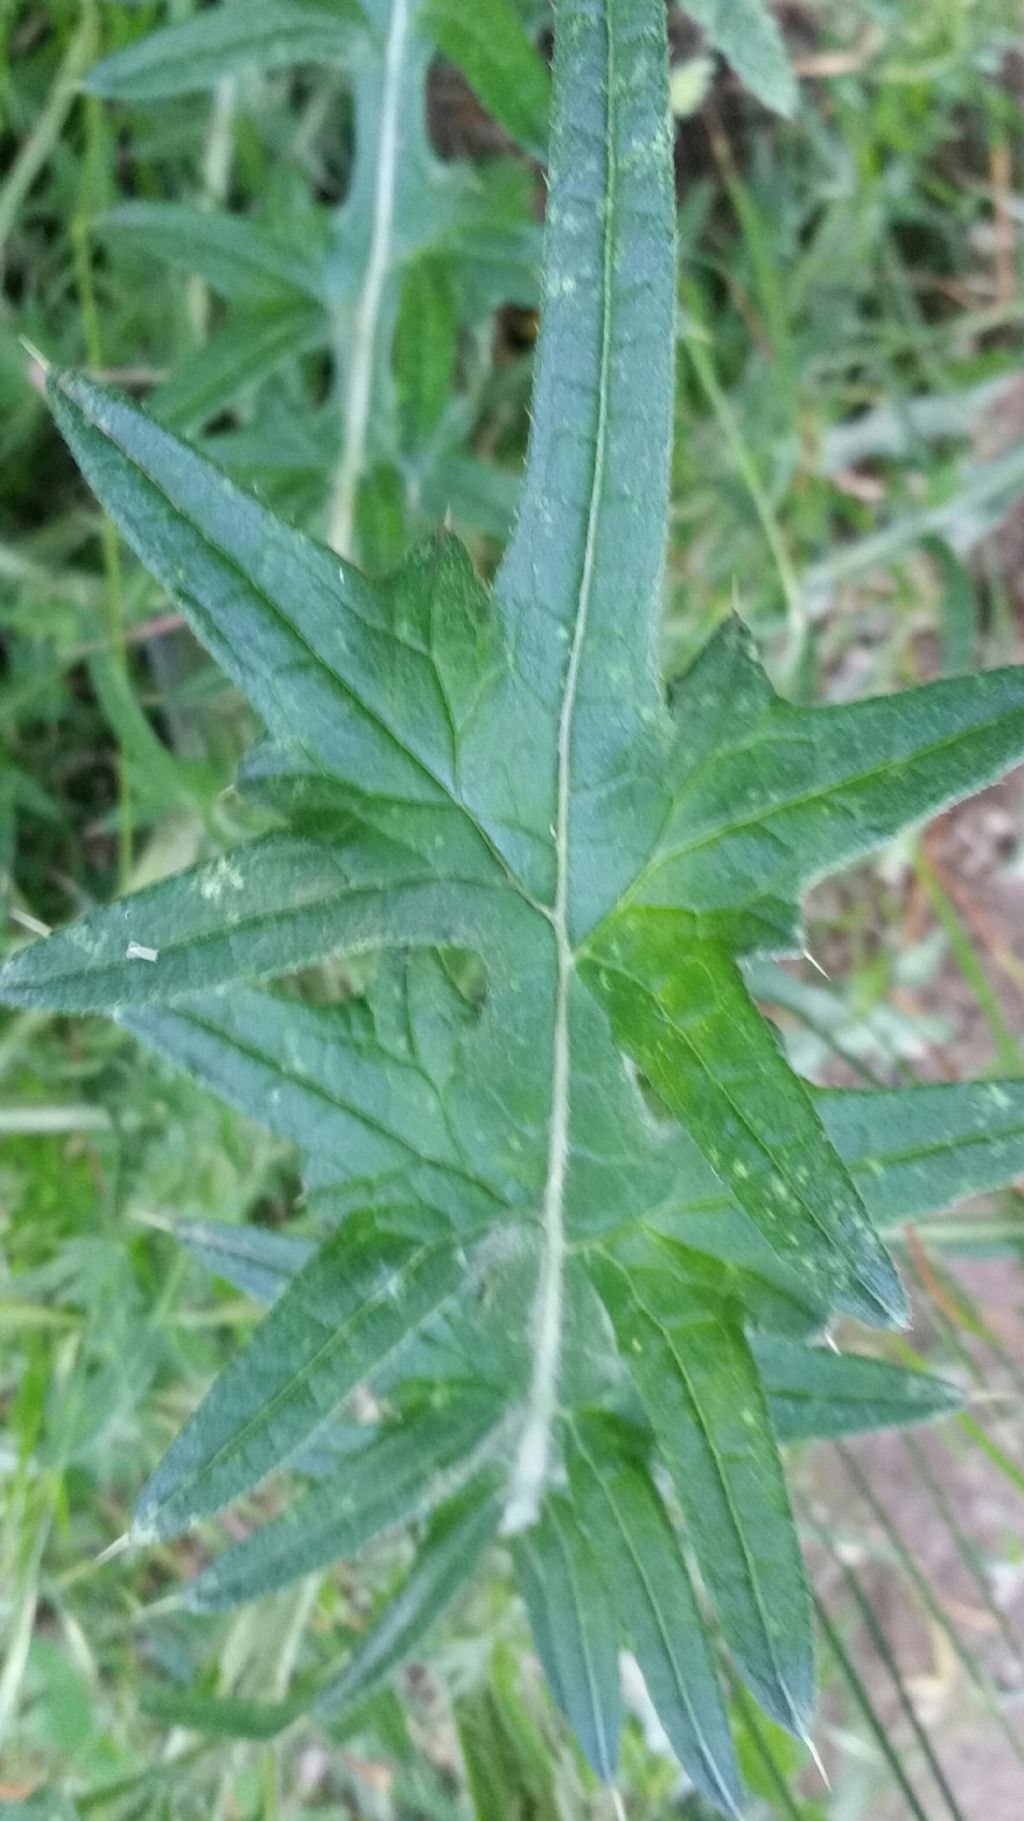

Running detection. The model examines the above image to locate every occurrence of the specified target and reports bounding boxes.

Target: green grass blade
[835,1443,1024,1768]
[681,0,797,117]
[813,1594,933,1821]
[422,0,550,158]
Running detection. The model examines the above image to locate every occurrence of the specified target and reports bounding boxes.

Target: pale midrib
[503,17,618,1534]
[328,0,410,557]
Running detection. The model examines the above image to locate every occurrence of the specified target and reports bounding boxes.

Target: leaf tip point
[94,1530,133,1567]
[800,1727,832,1791]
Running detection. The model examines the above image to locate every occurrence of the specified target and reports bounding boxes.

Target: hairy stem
[504,0,619,1533]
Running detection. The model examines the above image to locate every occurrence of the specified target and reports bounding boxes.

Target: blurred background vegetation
[2,2,1024,1816]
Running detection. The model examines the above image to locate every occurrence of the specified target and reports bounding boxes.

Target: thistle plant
[6,0,1024,1809]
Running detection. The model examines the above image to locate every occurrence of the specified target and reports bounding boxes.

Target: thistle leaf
[5,0,1024,1797]
[568,1416,743,1813]
[513,1494,622,1782]
[592,1256,814,1738]
[188,1391,502,1610]
[821,1078,1024,1225]
[583,923,907,1328]
[754,1341,962,1442]
[135,1217,466,1542]
[313,1472,503,1720]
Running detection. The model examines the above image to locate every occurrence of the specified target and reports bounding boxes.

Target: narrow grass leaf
[681,1,797,117]
[422,0,551,158]
[99,202,327,303]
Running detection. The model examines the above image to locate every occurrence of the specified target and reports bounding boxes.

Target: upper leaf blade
[86,0,369,101]
[135,1218,465,1541]
[491,0,678,919]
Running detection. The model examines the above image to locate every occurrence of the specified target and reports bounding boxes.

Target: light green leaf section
[422,0,551,157]
[135,1218,465,1541]
[512,1494,623,1782]
[456,1646,565,1821]
[314,1473,502,1719]
[648,1077,1024,1260]
[681,0,797,117]
[394,255,458,448]
[568,1417,743,1814]
[139,1683,304,1741]
[187,1391,502,1609]
[755,1341,962,1443]
[583,921,906,1328]
[593,1256,814,1738]
[86,0,370,101]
